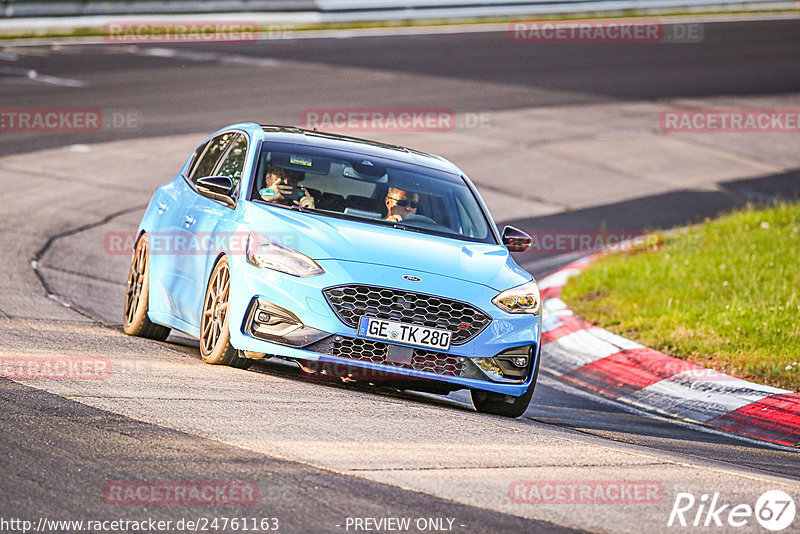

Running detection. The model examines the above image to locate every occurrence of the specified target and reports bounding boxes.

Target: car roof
[255,124,462,175]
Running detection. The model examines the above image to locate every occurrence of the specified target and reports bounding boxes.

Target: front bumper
[227,259,541,397]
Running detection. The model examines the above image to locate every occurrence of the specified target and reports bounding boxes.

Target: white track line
[0,65,86,87]
[133,46,282,68]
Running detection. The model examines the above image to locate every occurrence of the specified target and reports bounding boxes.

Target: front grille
[334,336,385,364]
[323,284,491,345]
[412,349,464,376]
[332,336,466,377]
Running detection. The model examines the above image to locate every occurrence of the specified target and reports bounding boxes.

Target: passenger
[259,165,315,208]
[384,187,419,222]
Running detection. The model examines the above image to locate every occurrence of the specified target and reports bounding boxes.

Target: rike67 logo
[668,490,795,531]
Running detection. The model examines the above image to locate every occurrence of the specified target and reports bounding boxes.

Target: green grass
[561,201,800,391]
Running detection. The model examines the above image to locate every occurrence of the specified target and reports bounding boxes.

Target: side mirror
[196,176,235,208]
[502,225,532,252]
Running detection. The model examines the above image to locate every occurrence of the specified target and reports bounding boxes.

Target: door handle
[158,202,168,214]
[183,215,196,227]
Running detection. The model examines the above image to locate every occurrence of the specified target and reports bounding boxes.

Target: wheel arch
[203,251,230,300]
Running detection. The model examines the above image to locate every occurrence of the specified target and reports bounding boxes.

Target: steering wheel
[400,214,438,225]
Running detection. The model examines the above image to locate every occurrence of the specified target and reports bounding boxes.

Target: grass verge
[1,8,798,40]
[561,201,800,391]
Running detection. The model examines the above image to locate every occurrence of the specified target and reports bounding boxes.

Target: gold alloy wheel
[201,258,230,355]
[124,237,148,327]
[123,234,170,340]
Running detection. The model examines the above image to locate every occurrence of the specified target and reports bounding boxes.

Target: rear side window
[185,139,209,178]
[189,132,237,185]
[215,135,248,192]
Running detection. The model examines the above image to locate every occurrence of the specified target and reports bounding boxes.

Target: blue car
[124,123,541,417]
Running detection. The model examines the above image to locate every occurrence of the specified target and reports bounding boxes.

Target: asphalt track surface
[2,17,800,534]
[2,18,799,157]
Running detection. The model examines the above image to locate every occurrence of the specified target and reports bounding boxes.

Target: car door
[179,132,249,330]
[165,131,238,330]
[147,137,211,321]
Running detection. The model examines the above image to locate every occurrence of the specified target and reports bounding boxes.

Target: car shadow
[508,168,800,278]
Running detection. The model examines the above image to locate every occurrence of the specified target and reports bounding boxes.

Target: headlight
[246,233,324,277]
[492,280,541,314]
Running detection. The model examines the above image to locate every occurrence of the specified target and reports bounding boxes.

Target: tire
[230,351,255,369]
[471,350,541,418]
[123,234,171,341]
[199,256,252,369]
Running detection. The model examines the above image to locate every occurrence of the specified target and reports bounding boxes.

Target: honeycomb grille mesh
[334,337,385,364]
[411,349,464,376]
[323,285,491,345]
[333,337,466,377]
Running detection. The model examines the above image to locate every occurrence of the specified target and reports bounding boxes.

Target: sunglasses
[389,197,419,209]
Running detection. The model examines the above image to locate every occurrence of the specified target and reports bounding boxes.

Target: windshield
[250,146,495,244]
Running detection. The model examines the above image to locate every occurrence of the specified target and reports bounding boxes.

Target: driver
[384,187,419,222]
[259,165,315,209]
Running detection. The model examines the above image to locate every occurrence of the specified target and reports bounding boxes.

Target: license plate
[357,316,451,351]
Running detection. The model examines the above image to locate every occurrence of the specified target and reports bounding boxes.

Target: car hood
[243,202,532,291]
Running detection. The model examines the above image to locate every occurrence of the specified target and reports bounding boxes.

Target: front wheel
[471,352,540,417]
[199,257,252,369]
[123,234,170,341]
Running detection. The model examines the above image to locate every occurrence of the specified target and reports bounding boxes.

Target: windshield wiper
[392,223,423,233]
[286,204,316,213]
